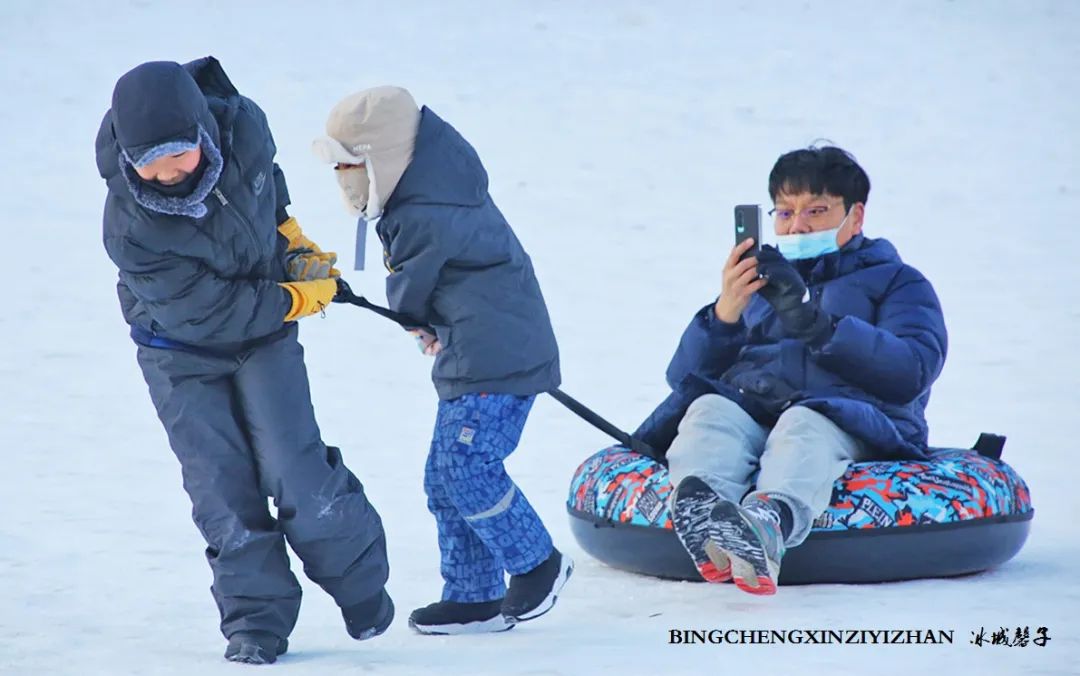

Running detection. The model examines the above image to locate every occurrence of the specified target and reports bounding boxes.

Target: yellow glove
[278,216,321,251]
[278,217,341,277]
[280,278,338,321]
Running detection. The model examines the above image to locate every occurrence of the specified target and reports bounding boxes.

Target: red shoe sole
[732,574,777,595]
[697,560,732,583]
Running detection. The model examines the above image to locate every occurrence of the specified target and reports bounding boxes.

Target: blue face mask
[774,212,850,260]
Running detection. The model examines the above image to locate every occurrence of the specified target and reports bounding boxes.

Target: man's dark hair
[768,145,870,211]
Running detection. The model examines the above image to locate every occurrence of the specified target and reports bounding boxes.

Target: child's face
[335,162,370,216]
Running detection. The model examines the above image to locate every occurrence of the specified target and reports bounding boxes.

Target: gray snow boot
[224,631,288,665]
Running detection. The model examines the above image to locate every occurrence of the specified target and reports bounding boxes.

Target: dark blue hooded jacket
[96,57,293,352]
[636,235,947,460]
[376,108,561,400]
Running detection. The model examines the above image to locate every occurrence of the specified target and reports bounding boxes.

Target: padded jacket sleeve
[813,266,947,404]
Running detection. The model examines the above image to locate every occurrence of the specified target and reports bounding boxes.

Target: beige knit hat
[312,86,421,219]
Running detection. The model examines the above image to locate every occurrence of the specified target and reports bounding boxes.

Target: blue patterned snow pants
[424,393,554,603]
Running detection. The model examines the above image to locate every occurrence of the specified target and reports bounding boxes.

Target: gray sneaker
[708,497,786,595]
[671,476,731,583]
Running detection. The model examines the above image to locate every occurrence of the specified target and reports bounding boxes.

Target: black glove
[756,245,834,345]
[332,277,356,303]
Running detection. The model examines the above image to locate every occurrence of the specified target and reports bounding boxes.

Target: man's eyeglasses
[768,203,845,224]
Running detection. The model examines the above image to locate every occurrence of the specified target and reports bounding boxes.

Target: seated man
[634,146,947,596]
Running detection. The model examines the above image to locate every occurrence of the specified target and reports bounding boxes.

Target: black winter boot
[408,599,515,635]
[501,549,574,622]
[342,588,395,640]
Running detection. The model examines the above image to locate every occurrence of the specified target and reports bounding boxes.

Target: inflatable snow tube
[567,444,1033,584]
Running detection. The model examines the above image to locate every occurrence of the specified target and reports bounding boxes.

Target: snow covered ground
[2,1,1078,674]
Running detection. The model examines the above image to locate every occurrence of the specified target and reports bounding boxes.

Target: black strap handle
[972,432,1006,460]
[547,388,656,457]
[334,284,656,457]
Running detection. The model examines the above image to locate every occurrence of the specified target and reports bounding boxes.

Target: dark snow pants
[136,324,389,639]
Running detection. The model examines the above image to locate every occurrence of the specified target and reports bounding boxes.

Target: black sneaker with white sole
[408,599,515,635]
[224,631,288,665]
[501,548,574,622]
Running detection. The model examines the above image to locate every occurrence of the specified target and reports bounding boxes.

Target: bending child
[313,87,573,634]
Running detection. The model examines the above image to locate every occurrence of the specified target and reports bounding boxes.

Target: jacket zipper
[377,227,394,273]
[213,187,260,253]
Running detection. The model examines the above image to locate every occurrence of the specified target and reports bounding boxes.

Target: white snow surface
[2,1,1079,674]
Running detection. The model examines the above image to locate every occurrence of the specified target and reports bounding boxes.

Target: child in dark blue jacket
[313,87,572,633]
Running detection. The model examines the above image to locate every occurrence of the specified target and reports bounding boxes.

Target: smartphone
[734,204,762,261]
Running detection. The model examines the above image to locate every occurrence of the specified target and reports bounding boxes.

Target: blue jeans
[424,393,554,603]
